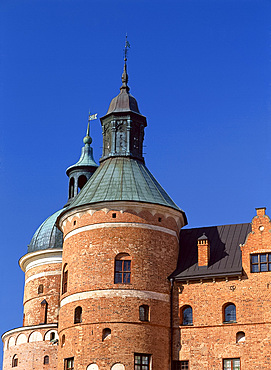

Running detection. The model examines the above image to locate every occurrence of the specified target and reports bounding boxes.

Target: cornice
[2,323,58,341]
[58,201,185,231]
[19,249,62,273]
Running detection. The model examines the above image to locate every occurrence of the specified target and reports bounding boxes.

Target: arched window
[50,332,55,341]
[181,305,193,325]
[12,355,18,367]
[62,263,68,294]
[61,334,65,347]
[78,175,87,192]
[44,355,49,365]
[74,306,82,324]
[236,331,245,343]
[139,305,149,322]
[114,253,131,284]
[224,303,236,323]
[38,284,43,294]
[69,177,75,198]
[102,328,111,341]
[40,299,48,324]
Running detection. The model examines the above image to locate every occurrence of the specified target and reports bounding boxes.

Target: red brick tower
[56,57,187,369]
[2,210,63,370]
[2,124,98,370]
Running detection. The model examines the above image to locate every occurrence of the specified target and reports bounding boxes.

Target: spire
[83,114,92,145]
[66,114,98,202]
[120,35,130,92]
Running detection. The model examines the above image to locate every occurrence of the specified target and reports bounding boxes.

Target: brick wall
[176,208,271,369]
[57,204,184,370]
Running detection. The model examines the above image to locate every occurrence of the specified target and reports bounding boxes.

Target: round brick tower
[56,60,187,370]
[2,210,63,370]
[2,124,98,370]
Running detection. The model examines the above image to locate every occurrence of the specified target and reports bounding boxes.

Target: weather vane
[88,110,98,122]
[124,34,130,62]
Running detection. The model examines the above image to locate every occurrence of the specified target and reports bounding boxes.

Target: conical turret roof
[68,157,181,211]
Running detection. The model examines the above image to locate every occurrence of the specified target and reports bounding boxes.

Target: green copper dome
[28,209,64,253]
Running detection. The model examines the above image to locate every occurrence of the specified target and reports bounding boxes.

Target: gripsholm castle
[2,58,271,370]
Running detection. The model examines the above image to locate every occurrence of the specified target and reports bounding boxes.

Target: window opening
[74,306,82,324]
[112,213,117,218]
[224,303,236,323]
[134,353,151,370]
[12,355,18,367]
[62,264,68,294]
[180,361,189,370]
[251,253,271,272]
[223,358,240,370]
[61,334,65,347]
[64,357,74,370]
[38,284,43,294]
[40,299,48,324]
[139,305,149,322]
[181,306,193,325]
[44,355,49,365]
[158,217,162,222]
[50,332,55,341]
[73,220,76,226]
[69,177,75,198]
[236,331,245,343]
[102,328,111,341]
[78,175,87,192]
[114,253,131,284]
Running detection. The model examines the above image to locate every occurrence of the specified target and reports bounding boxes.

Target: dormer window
[251,253,271,273]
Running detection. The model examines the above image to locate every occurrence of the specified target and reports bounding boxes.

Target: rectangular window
[134,353,151,370]
[180,360,189,369]
[251,253,271,273]
[64,357,74,370]
[115,259,131,284]
[223,358,240,370]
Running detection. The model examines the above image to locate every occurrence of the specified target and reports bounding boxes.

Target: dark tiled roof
[172,223,251,281]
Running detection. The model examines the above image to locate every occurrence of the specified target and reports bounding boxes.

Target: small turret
[66,116,98,202]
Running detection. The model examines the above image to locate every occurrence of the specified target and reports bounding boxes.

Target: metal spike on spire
[83,111,97,145]
[124,33,130,62]
[121,34,130,92]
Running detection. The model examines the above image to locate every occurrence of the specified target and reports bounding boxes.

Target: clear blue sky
[0,0,270,365]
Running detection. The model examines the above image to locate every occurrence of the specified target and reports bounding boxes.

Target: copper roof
[67,157,186,215]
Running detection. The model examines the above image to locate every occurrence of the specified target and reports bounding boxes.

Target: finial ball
[83,135,92,145]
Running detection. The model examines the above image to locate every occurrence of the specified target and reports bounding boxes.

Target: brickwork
[2,326,58,370]
[23,262,61,326]
[58,205,184,369]
[197,238,210,267]
[176,208,271,369]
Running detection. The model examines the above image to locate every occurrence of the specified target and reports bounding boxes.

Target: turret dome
[106,59,140,115]
[106,89,140,115]
[27,209,64,253]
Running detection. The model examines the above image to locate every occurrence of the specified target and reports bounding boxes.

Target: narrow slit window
[62,264,68,294]
[38,284,43,294]
[12,355,18,367]
[139,305,149,322]
[74,306,82,324]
